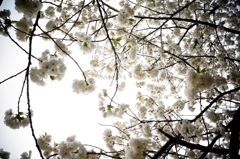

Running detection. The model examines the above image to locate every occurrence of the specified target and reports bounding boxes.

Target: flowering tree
[0,0,240,159]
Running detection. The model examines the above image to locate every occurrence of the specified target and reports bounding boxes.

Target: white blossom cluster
[214,126,225,136]
[117,4,134,26]
[0,149,31,159]
[113,103,129,118]
[124,137,150,159]
[0,9,11,36]
[206,110,224,122]
[89,59,99,68]
[187,150,196,159]
[133,64,146,80]
[75,33,95,53]
[99,103,129,118]
[103,129,115,151]
[45,20,58,31]
[138,106,147,119]
[37,133,57,157]
[0,149,10,159]
[38,134,87,159]
[184,69,214,101]
[174,119,197,138]
[54,39,72,57]
[4,109,32,129]
[0,9,11,19]
[98,90,129,118]
[142,123,152,137]
[30,50,67,86]
[20,151,32,159]
[57,135,87,159]
[229,70,240,85]
[126,38,137,60]
[44,6,55,18]
[15,17,33,41]
[72,78,96,94]
[15,0,42,20]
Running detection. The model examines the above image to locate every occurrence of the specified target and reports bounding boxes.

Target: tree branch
[134,16,240,34]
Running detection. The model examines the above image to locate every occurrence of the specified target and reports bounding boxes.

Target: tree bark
[230,107,240,159]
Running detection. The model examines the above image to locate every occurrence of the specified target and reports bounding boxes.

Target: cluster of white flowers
[117,5,134,25]
[206,110,224,122]
[72,78,96,94]
[174,119,196,138]
[44,6,55,18]
[124,137,150,159]
[186,150,196,159]
[75,33,95,53]
[138,106,147,119]
[214,75,227,88]
[38,134,87,159]
[133,64,146,80]
[214,126,225,136]
[148,69,159,78]
[118,81,126,91]
[4,109,32,129]
[0,149,10,159]
[54,39,71,57]
[229,70,240,85]
[142,123,152,137]
[15,0,42,20]
[0,149,31,159]
[98,92,129,118]
[103,129,115,151]
[155,106,165,119]
[128,46,137,60]
[89,59,99,68]
[15,17,33,41]
[45,20,57,31]
[184,69,214,101]
[224,109,236,118]
[57,135,87,159]
[110,104,129,118]
[172,99,185,112]
[126,38,137,60]
[114,104,129,117]
[0,9,11,19]
[20,151,32,159]
[0,9,11,36]
[30,50,67,86]
[37,133,57,157]
[0,26,6,36]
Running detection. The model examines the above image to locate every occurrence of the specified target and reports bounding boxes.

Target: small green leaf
[112,37,122,46]
[54,142,58,147]
[196,65,200,73]
[115,36,122,41]
[129,18,135,22]
[50,75,55,80]
[92,0,95,5]
[113,153,120,158]
[25,36,30,41]
[113,41,119,47]
[201,68,207,73]
[83,42,88,47]
[107,105,113,110]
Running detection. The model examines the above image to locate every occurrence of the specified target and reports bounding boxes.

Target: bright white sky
[0,1,137,159]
